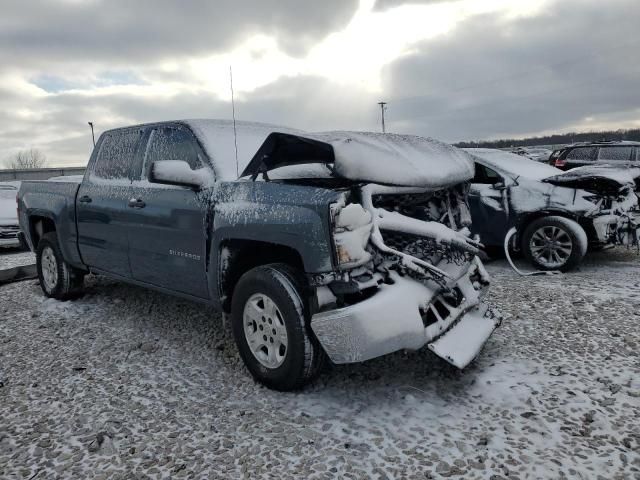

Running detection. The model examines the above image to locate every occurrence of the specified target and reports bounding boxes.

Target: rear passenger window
[473,164,502,184]
[143,127,202,178]
[93,130,142,180]
[597,146,633,161]
[566,147,596,161]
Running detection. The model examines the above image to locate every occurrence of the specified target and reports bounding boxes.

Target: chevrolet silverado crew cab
[18,120,500,390]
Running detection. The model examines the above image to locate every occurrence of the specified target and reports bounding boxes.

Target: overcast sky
[1,0,638,167]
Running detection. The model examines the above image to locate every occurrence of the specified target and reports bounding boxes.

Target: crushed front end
[586,187,640,250]
[310,183,500,368]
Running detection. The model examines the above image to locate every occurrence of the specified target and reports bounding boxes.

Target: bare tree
[4,148,47,169]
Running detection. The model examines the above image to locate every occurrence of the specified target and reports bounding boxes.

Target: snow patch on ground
[0,248,638,478]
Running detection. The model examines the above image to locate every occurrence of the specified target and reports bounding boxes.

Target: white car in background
[0,181,25,248]
[512,146,553,163]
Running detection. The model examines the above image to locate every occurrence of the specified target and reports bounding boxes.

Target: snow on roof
[185,119,474,188]
[464,148,561,181]
[562,140,640,148]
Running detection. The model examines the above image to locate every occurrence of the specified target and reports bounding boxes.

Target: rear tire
[36,232,84,300]
[521,216,587,272]
[231,263,324,391]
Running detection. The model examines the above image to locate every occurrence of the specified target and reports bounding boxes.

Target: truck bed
[18,179,83,266]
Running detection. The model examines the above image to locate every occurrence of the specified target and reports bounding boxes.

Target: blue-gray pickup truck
[17,119,500,390]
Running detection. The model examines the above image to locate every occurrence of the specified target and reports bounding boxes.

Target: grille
[419,289,464,327]
[380,229,472,266]
[373,192,436,210]
[0,226,19,239]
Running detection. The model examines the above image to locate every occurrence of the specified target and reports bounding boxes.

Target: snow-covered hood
[542,166,640,194]
[242,131,475,189]
[183,119,473,188]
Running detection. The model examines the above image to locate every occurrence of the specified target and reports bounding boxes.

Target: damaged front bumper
[310,258,500,368]
[592,210,640,247]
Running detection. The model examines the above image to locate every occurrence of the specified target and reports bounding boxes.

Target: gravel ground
[0,248,639,479]
[0,248,35,270]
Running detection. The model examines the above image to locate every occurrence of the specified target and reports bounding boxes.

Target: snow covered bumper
[310,258,500,368]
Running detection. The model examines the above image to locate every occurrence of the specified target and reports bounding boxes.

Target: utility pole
[88,122,95,147]
[377,101,387,133]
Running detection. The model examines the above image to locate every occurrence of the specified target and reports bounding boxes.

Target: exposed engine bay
[310,181,498,367]
[329,183,487,295]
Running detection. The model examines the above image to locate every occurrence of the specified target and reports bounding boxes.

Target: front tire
[231,263,324,391]
[521,216,587,272]
[36,232,84,300]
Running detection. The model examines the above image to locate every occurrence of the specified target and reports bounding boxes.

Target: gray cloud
[373,0,452,10]
[2,0,639,167]
[381,0,640,141]
[0,75,380,166]
[0,0,359,69]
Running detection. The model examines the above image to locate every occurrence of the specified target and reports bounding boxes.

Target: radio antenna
[230,65,239,177]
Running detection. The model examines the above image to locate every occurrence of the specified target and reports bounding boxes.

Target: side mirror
[491,181,507,191]
[149,160,214,190]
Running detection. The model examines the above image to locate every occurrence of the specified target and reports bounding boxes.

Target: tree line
[455,128,640,148]
[3,148,47,169]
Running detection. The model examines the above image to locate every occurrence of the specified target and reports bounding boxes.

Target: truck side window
[144,127,203,178]
[93,130,142,180]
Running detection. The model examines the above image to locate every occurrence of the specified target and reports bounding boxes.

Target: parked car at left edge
[0,182,27,249]
[464,149,640,271]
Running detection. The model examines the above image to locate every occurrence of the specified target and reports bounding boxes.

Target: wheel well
[517,211,595,245]
[29,216,56,248]
[219,240,305,313]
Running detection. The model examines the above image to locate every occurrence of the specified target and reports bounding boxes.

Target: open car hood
[542,166,640,194]
[241,131,475,189]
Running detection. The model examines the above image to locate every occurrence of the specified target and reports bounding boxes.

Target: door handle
[128,198,146,208]
[79,195,92,203]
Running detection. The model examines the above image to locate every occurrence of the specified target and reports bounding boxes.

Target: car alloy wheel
[41,246,59,292]
[242,293,289,369]
[529,225,573,269]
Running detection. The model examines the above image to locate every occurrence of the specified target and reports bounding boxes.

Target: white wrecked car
[465,148,640,271]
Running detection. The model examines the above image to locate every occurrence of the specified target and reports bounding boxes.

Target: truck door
[76,128,144,277]
[125,125,210,299]
[468,163,510,247]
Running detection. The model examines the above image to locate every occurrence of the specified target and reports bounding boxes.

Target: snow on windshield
[184,119,303,181]
[465,148,561,180]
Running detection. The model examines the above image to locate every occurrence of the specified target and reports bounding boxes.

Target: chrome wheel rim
[243,293,288,369]
[530,226,573,268]
[41,246,58,291]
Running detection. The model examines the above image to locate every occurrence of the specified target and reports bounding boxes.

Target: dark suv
[549,141,640,170]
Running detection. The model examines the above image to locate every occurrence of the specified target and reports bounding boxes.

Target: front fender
[206,180,343,306]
